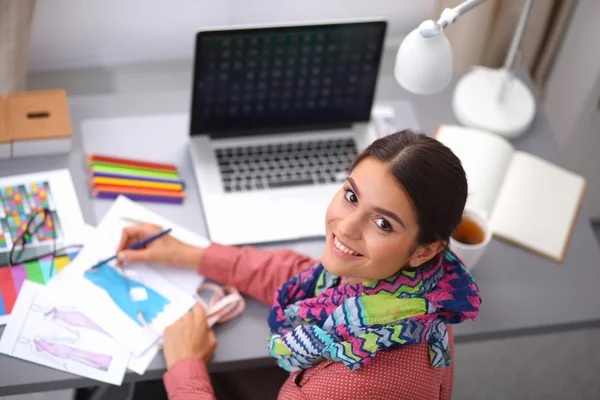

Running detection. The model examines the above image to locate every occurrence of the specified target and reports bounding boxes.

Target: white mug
[449,208,492,271]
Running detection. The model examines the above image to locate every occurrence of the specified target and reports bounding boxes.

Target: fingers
[190,304,212,330]
[209,330,217,347]
[116,224,162,266]
[192,303,207,322]
[118,249,152,264]
[117,224,162,252]
[163,322,175,336]
[165,312,185,335]
[116,227,140,253]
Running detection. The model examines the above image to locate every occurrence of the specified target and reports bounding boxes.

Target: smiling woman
[322,131,469,284]
[114,129,481,400]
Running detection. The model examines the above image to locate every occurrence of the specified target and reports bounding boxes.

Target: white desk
[0,68,599,396]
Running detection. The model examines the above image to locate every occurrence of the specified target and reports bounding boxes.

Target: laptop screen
[190,21,387,137]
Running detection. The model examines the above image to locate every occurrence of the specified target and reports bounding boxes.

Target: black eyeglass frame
[7,208,82,276]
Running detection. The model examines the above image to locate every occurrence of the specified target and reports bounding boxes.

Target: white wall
[28,0,437,71]
[544,0,600,220]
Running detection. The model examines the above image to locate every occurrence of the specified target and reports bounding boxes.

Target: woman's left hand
[163,304,218,368]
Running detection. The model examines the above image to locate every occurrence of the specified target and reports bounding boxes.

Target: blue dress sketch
[84,263,169,326]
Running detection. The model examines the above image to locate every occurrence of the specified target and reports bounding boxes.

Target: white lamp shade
[394,24,453,95]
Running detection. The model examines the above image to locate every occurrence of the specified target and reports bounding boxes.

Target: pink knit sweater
[163,243,454,399]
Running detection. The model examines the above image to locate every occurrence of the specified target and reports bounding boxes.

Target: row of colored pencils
[86,154,186,204]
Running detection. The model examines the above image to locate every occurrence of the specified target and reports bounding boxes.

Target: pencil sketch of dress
[83,263,170,326]
[44,307,105,334]
[34,339,112,371]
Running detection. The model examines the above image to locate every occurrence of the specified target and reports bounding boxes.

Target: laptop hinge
[192,121,354,139]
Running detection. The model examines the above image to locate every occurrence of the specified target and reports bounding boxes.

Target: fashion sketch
[17,336,112,371]
[84,262,170,326]
[15,303,114,371]
[31,304,106,335]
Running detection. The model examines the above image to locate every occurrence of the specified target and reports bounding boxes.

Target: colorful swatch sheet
[1,185,31,215]
[25,181,52,210]
[0,250,79,320]
[0,170,86,325]
[0,223,7,249]
[0,181,58,246]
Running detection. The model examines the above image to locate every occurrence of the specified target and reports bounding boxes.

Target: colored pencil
[92,184,186,198]
[90,171,185,186]
[89,161,177,175]
[91,177,183,191]
[92,191,184,204]
[90,164,180,180]
[87,155,178,173]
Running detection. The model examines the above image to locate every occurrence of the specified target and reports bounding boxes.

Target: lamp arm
[503,0,534,71]
[437,0,489,29]
[498,0,534,102]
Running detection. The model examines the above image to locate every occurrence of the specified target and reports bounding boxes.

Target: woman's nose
[337,212,362,239]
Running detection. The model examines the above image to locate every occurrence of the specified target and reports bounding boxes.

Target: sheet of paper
[97,196,209,295]
[0,281,129,385]
[44,196,208,357]
[0,169,87,325]
[434,125,515,219]
[128,345,159,375]
[490,152,586,262]
[50,238,196,356]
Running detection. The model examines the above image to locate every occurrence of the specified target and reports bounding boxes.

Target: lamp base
[452,66,536,139]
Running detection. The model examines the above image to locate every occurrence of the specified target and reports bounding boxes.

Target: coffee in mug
[452,216,486,245]
[449,208,492,271]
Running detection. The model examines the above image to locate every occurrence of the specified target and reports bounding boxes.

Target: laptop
[188,20,388,246]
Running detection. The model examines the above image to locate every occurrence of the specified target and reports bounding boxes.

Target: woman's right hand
[116,223,204,270]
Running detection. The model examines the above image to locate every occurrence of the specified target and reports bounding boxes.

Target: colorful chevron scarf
[267,249,481,372]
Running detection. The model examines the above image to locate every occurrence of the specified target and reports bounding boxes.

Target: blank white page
[435,125,515,219]
[490,152,586,262]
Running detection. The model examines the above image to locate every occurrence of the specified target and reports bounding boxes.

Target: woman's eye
[375,218,392,232]
[344,190,357,204]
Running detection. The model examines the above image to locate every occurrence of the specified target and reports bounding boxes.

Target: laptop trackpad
[205,188,333,245]
[268,188,333,237]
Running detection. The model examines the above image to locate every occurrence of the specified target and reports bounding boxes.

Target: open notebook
[435,124,586,263]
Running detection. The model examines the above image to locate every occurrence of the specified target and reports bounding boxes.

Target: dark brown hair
[351,129,467,246]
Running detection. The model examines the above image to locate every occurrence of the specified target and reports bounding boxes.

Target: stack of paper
[0,195,209,385]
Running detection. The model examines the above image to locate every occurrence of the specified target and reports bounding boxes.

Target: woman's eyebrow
[346,177,406,229]
[346,177,360,197]
[373,207,406,229]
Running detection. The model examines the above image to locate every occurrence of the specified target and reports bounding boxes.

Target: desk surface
[1,68,600,396]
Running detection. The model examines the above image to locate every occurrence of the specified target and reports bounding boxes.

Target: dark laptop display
[190,21,387,137]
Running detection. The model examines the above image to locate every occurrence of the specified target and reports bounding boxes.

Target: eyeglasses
[8,208,82,279]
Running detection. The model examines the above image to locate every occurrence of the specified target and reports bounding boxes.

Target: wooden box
[6,89,72,158]
[0,96,10,160]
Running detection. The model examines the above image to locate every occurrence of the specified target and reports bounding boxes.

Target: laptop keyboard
[215,138,358,192]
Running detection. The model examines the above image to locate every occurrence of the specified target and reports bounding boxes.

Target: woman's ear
[407,240,446,267]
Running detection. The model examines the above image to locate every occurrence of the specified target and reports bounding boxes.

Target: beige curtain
[0,0,35,94]
[437,0,577,98]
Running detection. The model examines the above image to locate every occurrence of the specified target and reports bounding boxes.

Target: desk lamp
[394,0,536,139]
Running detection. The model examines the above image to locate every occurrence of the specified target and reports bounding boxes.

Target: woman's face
[322,157,441,283]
